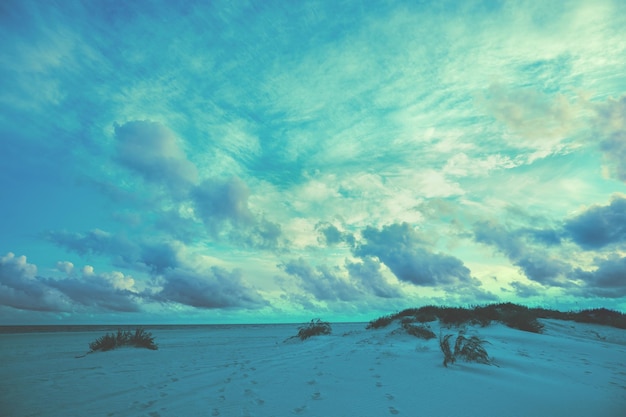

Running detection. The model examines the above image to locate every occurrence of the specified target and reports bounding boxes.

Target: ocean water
[0,323,300,334]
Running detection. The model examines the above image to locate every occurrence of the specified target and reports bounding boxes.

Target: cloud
[509,281,543,298]
[56,260,74,275]
[191,177,283,249]
[593,95,626,182]
[315,221,355,246]
[46,229,183,273]
[345,256,401,299]
[564,194,626,249]
[0,252,142,312]
[481,84,577,144]
[140,242,181,274]
[114,120,198,191]
[473,221,571,285]
[155,266,267,309]
[44,269,141,312]
[574,255,626,298]
[0,253,67,312]
[192,177,255,229]
[281,258,360,302]
[45,229,137,260]
[354,223,475,287]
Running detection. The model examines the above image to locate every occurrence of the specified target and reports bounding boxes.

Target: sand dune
[1,320,625,417]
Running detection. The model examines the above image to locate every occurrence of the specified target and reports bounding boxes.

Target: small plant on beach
[439,331,491,367]
[297,319,332,340]
[88,328,158,352]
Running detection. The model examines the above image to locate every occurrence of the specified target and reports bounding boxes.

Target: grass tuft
[296,319,332,340]
[439,331,492,367]
[88,328,158,352]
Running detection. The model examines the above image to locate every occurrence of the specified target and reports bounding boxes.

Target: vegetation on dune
[88,328,158,352]
[296,318,332,340]
[401,322,436,340]
[439,331,492,368]
[366,302,626,333]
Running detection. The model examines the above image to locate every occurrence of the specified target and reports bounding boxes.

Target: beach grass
[367,302,626,333]
[88,328,158,352]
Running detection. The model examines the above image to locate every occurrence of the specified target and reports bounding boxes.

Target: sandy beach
[1,319,625,417]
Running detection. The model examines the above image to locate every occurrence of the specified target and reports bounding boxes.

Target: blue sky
[1,0,625,324]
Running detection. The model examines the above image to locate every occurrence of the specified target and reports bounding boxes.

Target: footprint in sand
[389,406,400,415]
[211,408,220,416]
[385,393,394,400]
[311,391,322,400]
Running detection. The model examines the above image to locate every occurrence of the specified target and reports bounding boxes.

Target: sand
[1,320,625,417]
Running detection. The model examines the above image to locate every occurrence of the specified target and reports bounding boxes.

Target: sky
[1,0,625,324]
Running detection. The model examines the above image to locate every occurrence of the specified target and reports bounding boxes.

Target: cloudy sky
[1,0,625,324]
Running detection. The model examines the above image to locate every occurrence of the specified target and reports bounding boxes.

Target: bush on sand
[439,331,492,367]
[296,319,332,340]
[88,328,158,352]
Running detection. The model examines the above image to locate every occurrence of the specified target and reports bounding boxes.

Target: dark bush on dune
[366,315,395,329]
[297,319,332,340]
[88,328,158,352]
[402,323,436,340]
[439,331,492,367]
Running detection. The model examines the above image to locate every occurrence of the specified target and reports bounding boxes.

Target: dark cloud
[155,267,267,309]
[593,95,626,182]
[345,256,401,298]
[515,255,571,285]
[524,228,562,246]
[474,221,570,285]
[45,272,141,312]
[574,256,626,298]
[140,242,180,273]
[0,252,141,313]
[192,177,254,228]
[114,120,198,191]
[0,253,67,312]
[315,221,355,246]
[354,223,475,286]
[45,229,137,260]
[45,229,182,273]
[281,258,360,301]
[191,177,283,249]
[509,281,542,297]
[564,195,626,250]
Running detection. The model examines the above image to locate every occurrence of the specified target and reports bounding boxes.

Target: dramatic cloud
[593,95,626,182]
[156,267,267,309]
[0,253,141,313]
[0,253,67,312]
[46,229,137,261]
[315,221,355,247]
[564,195,626,250]
[574,256,626,298]
[2,1,626,321]
[354,223,475,287]
[346,257,401,299]
[45,269,141,312]
[192,177,254,228]
[114,121,198,191]
[46,229,183,272]
[281,258,360,302]
[191,177,283,249]
[474,221,571,286]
